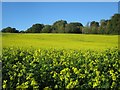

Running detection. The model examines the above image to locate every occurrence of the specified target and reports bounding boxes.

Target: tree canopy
[1,13,120,35]
[26,24,44,33]
[1,27,19,33]
[65,22,83,33]
[52,20,67,33]
[41,25,52,33]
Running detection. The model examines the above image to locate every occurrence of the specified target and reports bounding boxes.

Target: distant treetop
[1,13,120,35]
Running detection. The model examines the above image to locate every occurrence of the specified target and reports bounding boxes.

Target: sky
[1,0,120,2]
[2,2,119,31]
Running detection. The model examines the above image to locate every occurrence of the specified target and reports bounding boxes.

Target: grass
[2,33,118,51]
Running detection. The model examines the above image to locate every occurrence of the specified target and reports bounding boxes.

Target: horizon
[2,2,119,31]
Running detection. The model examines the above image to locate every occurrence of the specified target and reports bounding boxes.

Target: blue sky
[2,2,118,30]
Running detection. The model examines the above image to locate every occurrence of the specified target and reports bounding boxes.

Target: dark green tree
[41,25,52,33]
[90,21,99,34]
[90,21,99,27]
[65,22,83,33]
[19,30,25,33]
[106,14,120,34]
[1,27,19,33]
[82,22,91,34]
[26,24,44,33]
[52,20,67,33]
[98,19,108,34]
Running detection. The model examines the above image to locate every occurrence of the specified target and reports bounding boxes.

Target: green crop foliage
[2,47,120,89]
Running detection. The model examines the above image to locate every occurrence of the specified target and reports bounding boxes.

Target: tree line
[1,13,120,35]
